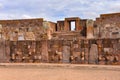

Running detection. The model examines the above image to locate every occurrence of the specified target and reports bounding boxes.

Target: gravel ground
[0,64,120,80]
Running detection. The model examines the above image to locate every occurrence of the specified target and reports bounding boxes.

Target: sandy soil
[0,65,120,80]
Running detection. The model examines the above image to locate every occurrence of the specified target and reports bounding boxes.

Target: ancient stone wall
[64,17,81,31]
[95,13,120,38]
[0,18,44,40]
[0,18,57,41]
[57,21,64,31]
[49,21,57,32]
[86,19,94,39]
[0,13,120,65]
[56,17,87,37]
[80,19,87,36]
[3,39,119,65]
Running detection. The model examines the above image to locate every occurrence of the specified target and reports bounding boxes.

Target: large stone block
[41,40,49,62]
[86,19,94,39]
[89,44,98,64]
[62,46,70,63]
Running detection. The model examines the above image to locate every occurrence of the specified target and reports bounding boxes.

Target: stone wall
[0,18,57,41]
[95,13,120,38]
[0,18,44,40]
[57,21,64,31]
[4,39,119,65]
[0,12,120,65]
[56,17,88,38]
[86,19,94,39]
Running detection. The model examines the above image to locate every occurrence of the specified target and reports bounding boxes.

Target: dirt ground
[0,64,120,80]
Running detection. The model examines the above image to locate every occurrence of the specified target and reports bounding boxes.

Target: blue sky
[0,0,120,22]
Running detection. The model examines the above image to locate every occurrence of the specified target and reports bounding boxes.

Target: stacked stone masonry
[0,12,120,65]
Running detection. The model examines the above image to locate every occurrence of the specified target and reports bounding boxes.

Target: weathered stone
[25,32,35,40]
[95,13,120,38]
[84,48,89,64]
[89,44,98,64]
[41,40,49,62]
[0,13,119,65]
[86,19,94,39]
[0,39,6,62]
[62,45,70,63]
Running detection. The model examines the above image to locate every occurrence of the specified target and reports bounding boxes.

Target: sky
[0,0,120,22]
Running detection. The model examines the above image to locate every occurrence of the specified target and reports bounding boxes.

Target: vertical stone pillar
[86,19,94,39]
[41,40,49,62]
[43,21,53,40]
[97,40,103,55]
[0,39,6,62]
[75,19,81,31]
[89,44,98,64]
[62,41,70,63]
[84,48,89,64]
[112,40,118,54]
[64,20,70,31]
[62,45,70,63]
[5,41,10,62]
[84,40,89,64]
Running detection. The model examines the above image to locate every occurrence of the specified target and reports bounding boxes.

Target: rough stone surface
[0,13,119,65]
[62,46,70,63]
[89,44,98,64]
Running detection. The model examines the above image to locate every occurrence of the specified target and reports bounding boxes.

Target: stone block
[62,46,70,63]
[89,44,98,64]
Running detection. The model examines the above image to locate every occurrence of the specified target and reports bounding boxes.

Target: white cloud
[0,3,3,8]
[107,3,120,12]
[0,0,120,21]
[21,14,33,19]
